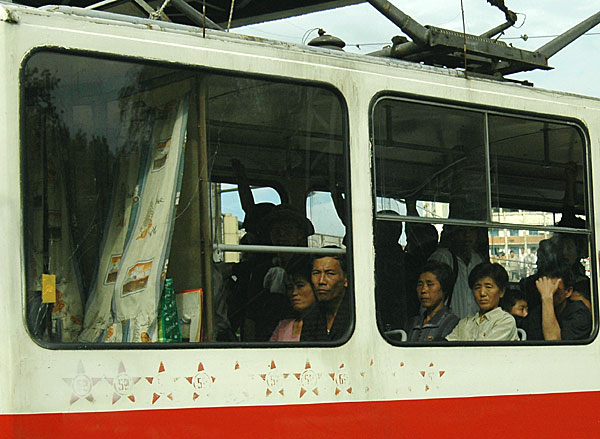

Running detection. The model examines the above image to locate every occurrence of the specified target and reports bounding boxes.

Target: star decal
[329,363,352,396]
[391,361,406,377]
[359,359,375,393]
[63,361,101,405]
[294,361,319,398]
[145,361,178,404]
[105,362,141,404]
[186,362,216,400]
[260,360,285,397]
[419,362,446,391]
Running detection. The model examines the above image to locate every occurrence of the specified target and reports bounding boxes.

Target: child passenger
[501,289,528,328]
[406,262,459,341]
[446,262,518,341]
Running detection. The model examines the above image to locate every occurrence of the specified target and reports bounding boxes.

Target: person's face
[416,272,445,312]
[562,238,578,265]
[472,276,505,313]
[311,257,347,303]
[287,276,315,312]
[510,299,528,318]
[453,227,477,252]
[552,278,573,307]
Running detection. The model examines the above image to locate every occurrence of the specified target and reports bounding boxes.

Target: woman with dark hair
[446,262,518,341]
[406,261,459,341]
[269,255,316,342]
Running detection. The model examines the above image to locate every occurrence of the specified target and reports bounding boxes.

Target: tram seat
[517,328,527,341]
[384,329,407,342]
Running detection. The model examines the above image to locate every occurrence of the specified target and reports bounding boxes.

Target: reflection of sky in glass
[221,187,346,237]
[306,192,345,238]
[220,184,281,223]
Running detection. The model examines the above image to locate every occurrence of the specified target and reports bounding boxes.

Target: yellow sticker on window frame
[42,274,56,303]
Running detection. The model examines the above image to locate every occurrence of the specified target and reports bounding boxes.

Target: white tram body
[0,3,599,437]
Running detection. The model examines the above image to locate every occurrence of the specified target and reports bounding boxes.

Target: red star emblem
[63,361,101,405]
[329,363,352,396]
[186,362,216,400]
[145,361,178,404]
[106,361,141,404]
[294,361,319,398]
[419,362,446,391]
[260,360,285,397]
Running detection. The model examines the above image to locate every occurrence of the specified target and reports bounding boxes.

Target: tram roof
[12,0,364,28]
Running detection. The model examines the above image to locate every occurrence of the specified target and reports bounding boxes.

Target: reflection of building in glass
[223,213,240,263]
[489,209,555,277]
[308,233,344,249]
[420,201,449,219]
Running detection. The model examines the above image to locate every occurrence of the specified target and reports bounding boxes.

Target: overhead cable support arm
[170,0,223,30]
[536,10,600,59]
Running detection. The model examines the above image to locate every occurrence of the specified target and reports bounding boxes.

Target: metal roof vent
[308,29,345,51]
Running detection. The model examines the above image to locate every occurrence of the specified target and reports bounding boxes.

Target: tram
[1,0,600,437]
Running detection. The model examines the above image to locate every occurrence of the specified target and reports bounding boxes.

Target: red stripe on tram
[1,391,600,438]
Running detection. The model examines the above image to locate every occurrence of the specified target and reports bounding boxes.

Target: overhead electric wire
[344,31,600,49]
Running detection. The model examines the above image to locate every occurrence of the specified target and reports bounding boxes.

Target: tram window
[372,97,592,344]
[21,51,350,346]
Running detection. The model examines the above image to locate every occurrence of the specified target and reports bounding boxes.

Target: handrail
[213,244,346,255]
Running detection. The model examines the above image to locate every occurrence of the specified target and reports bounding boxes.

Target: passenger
[406,262,459,341]
[375,210,406,332]
[404,199,439,320]
[301,249,351,341]
[526,264,591,341]
[571,275,591,312]
[520,235,588,312]
[429,225,485,319]
[225,159,276,340]
[270,255,316,342]
[446,262,518,341]
[501,288,528,328]
[227,203,315,341]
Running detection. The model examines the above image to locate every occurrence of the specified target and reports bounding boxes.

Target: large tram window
[372,97,592,344]
[22,52,350,346]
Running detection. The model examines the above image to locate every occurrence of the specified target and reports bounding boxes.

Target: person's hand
[536,276,560,301]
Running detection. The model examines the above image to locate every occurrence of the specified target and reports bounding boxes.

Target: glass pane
[375,219,591,343]
[22,52,350,346]
[205,75,350,343]
[372,99,487,221]
[489,115,587,227]
[23,53,190,344]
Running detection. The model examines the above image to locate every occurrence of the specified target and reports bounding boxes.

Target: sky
[237,0,600,98]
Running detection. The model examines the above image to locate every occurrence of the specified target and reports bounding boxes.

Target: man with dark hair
[527,264,591,341]
[429,226,485,319]
[300,250,351,341]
